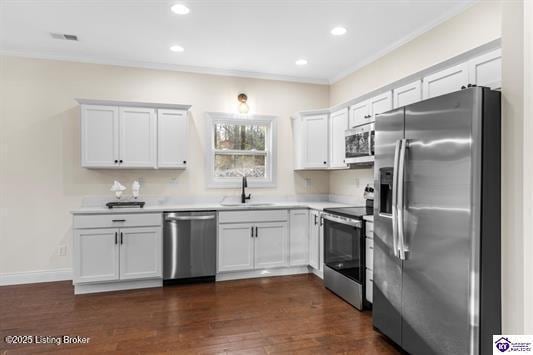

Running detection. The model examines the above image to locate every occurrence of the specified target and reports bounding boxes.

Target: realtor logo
[493,335,533,354]
[495,337,511,352]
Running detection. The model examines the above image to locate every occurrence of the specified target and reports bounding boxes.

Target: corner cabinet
[302,113,329,169]
[329,108,348,169]
[77,99,191,169]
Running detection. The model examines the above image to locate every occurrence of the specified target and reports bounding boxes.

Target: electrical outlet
[304,178,311,189]
[169,177,179,185]
[58,245,67,256]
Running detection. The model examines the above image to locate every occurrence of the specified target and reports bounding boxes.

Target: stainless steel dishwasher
[163,211,216,284]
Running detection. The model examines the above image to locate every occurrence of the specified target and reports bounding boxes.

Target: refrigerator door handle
[392,139,402,258]
[397,138,408,260]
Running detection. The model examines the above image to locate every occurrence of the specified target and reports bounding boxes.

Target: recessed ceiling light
[171,4,190,15]
[331,26,347,36]
[170,45,184,52]
[295,59,308,66]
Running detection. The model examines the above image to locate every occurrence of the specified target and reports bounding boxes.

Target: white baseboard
[0,268,73,286]
[216,266,309,281]
[74,279,162,295]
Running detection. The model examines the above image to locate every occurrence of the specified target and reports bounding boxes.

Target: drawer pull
[112,219,126,222]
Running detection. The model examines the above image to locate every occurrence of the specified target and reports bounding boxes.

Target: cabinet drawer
[73,213,162,229]
[365,238,374,270]
[218,209,288,224]
[365,221,374,239]
[366,269,373,303]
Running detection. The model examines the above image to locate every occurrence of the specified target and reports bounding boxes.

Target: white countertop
[71,201,358,215]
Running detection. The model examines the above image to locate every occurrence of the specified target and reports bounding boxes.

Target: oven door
[323,215,364,284]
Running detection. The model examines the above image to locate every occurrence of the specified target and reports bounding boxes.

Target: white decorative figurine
[132,181,141,199]
[110,180,126,199]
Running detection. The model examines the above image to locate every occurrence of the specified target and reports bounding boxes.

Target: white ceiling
[0,0,476,84]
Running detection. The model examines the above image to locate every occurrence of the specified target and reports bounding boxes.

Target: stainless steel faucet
[241,176,251,203]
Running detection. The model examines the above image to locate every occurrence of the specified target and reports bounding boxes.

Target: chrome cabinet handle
[255,226,258,237]
[120,232,124,245]
[115,232,118,245]
[112,219,126,222]
[165,215,215,221]
[251,226,254,237]
[392,139,402,258]
[397,138,408,260]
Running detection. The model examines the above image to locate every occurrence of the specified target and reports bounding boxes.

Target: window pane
[215,154,266,178]
[214,124,266,151]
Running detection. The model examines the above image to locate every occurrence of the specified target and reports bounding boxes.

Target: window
[206,113,277,188]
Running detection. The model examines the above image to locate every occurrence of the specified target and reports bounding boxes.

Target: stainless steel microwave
[345,122,374,164]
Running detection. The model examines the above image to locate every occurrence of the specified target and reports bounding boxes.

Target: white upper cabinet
[349,100,370,128]
[329,108,349,168]
[302,114,329,168]
[422,62,469,99]
[468,49,502,90]
[81,105,119,168]
[393,80,422,108]
[78,99,191,169]
[119,107,156,168]
[157,109,188,169]
[369,91,393,119]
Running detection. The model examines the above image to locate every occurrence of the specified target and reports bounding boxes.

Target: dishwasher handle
[165,215,215,222]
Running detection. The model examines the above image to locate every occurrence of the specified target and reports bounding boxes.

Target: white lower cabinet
[289,209,309,266]
[119,227,162,280]
[254,222,289,269]
[308,209,321,270]
[217,223,255,272]
[74,226,161,284]
[74,228,119,283]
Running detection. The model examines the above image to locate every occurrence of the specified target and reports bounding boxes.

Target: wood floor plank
[0,274,400,354]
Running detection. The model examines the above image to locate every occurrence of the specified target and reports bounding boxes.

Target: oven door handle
[322,214,362,228]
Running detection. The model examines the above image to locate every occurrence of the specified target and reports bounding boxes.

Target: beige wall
[0,56,329,275]
[328,0,502,198]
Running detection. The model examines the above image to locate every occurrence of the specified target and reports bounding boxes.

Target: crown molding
[0,49,330,85]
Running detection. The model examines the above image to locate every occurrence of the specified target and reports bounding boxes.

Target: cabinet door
[119,107,156,168]
[289,209,309,266]
[369,91,393,120]
[329,109,349,168]
[393,80,422,108]
[81,105,119,168]
[218,223,255,272]
[119,227,162,280]
[157,109,188,169]
[308,210,320,269]
[422,63,468,99]
[468,49,501,90]
[73,228,119,283]
[254,222,289,269]
[349,100,370,128]
[302,114,329,168]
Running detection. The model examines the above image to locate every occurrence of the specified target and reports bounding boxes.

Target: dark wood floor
[0,274,399,354]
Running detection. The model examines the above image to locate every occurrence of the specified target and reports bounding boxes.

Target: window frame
[205,112,277,188]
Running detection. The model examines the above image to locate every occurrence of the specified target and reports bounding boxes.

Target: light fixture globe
[238,93,250,114]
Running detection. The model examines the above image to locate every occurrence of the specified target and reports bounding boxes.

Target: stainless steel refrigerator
[373,87,501,355]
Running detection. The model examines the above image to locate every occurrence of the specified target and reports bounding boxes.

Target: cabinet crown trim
[76,98,191,111]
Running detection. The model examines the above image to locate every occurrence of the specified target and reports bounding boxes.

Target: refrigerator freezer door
[373,107,404,346]
[401,89,479,355]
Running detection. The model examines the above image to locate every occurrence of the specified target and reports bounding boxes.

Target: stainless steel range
[322,206,372,310]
